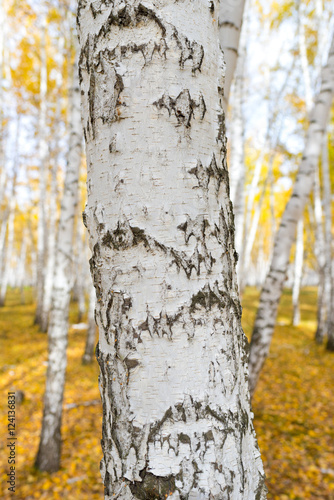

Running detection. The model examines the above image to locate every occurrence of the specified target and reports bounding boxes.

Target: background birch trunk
[35,19,48,326]
[219,0,246,111]
[73,219,87,322]
[82,282,97,364]
[313,165,327,342]
[17,231,27,304]
[248,34,334,397]
[324,135,334,351]
[40,156,58,332]
[0,157,17,306]
[228,46,246,277]
[327,270,334,351]
[292,218,304,326]
[40,37,64,333]
[78,1,266,498]
[35,52,82,472]
[321,135,334,348]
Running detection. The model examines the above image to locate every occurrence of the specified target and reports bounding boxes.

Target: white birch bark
[78,1,266,498]
[292,218,304,326]
[248,34,334,397]
[219,0,246,111]
[74,219,87,322]
[298,3,313,114]
[82,281,97,364]
[323,135,334,350]
[0,180,15,306]
[40,157,58,331]
[17,231,27,304]
[0,0,5,213]
[35,52,82,472]
[228,46,245,275]
[314,164,327,342]
[239,176,268,293]
[35,19,48,326]
[0,207,8,283]
[40,36,65,333]
[327,269,334,351]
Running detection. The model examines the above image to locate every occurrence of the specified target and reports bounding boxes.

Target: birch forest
[1,0,334,498]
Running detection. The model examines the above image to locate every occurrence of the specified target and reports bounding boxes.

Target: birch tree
[248,34,334,397]
[219,0,246,111]
[292,218,304,326]
[35,18,48,326]
[82,282,97,364]
[35,51,82,472]
[78,0,266,498]
[40,36,65,332]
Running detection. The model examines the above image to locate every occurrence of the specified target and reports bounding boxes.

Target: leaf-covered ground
[0,287,333,499]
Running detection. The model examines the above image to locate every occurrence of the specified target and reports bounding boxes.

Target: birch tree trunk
[0,156,17,306]
[17,231,27,304]
[35,19,48,326]
[228,47,245,274]
[219,0,246,111]
[248,34,334,398]
[35,53,82,472]
[323,136,334,351]
[82,282,97,364]
[78,1,266,498]
[74,219,87,322]
[327,272,334,351]
[40,37,64,333]
[0,197,14,305]
[292,218,304,326]
[40,157,58,332]
[314,165,327,342]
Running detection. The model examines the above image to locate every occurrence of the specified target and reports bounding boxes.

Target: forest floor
[0,287,333,499]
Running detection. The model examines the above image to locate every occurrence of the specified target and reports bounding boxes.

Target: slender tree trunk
[35,19,48,326]
[82,282,97,364]
[0,207,8,283]
[0,0,6,206]
[17,232,27,304]
[248,34,334,397]
[229,46,246,274]
[74,219,87,322]
[78,2,266,498]
[292,218,304,326]
[314,164,327,342]
[323,135,334,350]
[327,273,334,351]
[219,0,246,111]
[0,156,17,306]
[35,52,82,473]
[40,158,58,332]
[40,37,64,332]
[0,196,14,306]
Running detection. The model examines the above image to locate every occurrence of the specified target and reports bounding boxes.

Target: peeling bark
[248,34,334,397]
[78,1,266,498]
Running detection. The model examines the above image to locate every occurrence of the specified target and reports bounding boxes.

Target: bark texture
[248,34,334,397]
[35,56,82,472]
[78,1,266,498]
